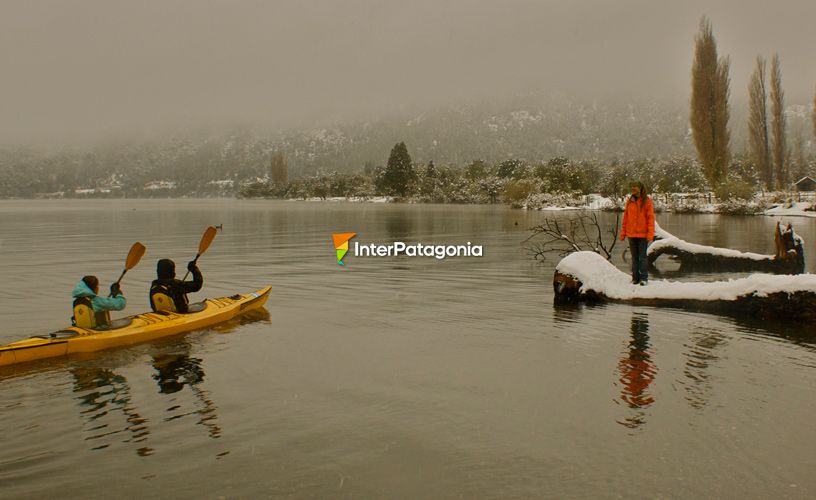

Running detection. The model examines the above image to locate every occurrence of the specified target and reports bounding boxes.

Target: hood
[157,259,176,280]
[72,280,97,299]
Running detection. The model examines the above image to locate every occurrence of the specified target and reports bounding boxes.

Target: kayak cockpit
[31,329,80,340]
[92,317,134,331]
[186,302,207,313]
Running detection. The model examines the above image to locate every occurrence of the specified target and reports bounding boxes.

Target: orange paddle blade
[198,226,218,256]
[125,242,146,270]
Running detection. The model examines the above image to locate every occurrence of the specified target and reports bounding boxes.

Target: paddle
[109,242,146,296]
[182,226,217,280]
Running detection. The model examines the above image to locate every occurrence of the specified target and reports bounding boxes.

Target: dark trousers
[628,237,649,283]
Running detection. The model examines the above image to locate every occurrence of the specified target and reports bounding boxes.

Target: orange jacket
[620,196,655,241]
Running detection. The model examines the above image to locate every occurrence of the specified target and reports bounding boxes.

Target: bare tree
[270,151,288,185]
[748,56,772,190]
[770,54,787,189]
[525,211,620,261]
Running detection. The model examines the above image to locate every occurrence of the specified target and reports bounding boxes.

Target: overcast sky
[1,0,814,145]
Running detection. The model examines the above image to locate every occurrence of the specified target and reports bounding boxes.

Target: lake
[1,199,815,499]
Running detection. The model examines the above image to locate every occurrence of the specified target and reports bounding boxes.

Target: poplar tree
[792,128,807,182]
[769,54,787,189]
[690,17,731,187]
[812,86,816,142]
[748,56,772,190]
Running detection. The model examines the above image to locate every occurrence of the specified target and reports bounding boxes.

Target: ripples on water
[1,200,815,499]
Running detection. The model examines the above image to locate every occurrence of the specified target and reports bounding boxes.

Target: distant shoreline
[5,193,815,218]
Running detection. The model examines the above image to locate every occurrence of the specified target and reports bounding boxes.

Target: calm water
[1,199,815,499]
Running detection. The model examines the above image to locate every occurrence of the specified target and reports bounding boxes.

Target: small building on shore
[793,176,816,192]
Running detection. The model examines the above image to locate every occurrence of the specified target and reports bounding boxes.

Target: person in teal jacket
[71,276,126,328]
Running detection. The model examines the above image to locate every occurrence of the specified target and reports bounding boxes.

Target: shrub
[465,160,489,180]
[718,199,765,215]
[502,180,536,207]
[714,180,755,201]
[497,159,524,179]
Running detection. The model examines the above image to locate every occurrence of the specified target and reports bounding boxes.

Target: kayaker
[620,181,655,286]
[72,276,127,328]
[149,258,203,313]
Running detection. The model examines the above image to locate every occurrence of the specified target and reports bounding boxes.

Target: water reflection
[729,315,816,348]
[70,307,269,455]
[680,328,727,410]
[384,212,414,240]
[71,367,153,456]
[551,301,583,325]
[152,349,221,439]
[551,300,607,324]
[616,313,657,429]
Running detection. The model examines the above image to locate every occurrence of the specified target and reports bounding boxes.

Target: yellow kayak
[0,286,271,367]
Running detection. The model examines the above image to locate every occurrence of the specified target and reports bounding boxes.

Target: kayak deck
[0,286,271,367]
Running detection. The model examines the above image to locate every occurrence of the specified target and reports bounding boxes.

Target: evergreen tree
[690,17,731,187]
[770,54,787,189]
[748,56,772,190]
[270,151,288,185]
[419,161,439,200]
[464,160,488,180]
[425,160,437,178]
[382,142,416,197]
[497,159,523,179]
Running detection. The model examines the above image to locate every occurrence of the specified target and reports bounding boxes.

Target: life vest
[150,282,181,312]
[72,296,111,329]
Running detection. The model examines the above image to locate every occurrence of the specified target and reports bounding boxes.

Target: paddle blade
[198,226,218,256]
[125,242,146,270]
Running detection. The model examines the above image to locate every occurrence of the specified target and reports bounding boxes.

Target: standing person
[149,259,203,313]
[620,181,655,285]
[72,276,127,328]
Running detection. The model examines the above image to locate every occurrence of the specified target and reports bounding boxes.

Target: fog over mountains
[2,1,815,146]
[2,1,815,197]
[2,90,815,198]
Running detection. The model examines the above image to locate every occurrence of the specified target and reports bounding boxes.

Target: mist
[1,0,814,146]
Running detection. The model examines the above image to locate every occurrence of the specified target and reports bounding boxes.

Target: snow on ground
[556,251,816,301]
[764,202,816,218]
[522,197,812,215]
[296,196,391,203]
[536,206,582,211]
[585,194,614,210]
[528,193,613,211]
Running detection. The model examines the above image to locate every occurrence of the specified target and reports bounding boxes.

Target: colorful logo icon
[332,233,356,266]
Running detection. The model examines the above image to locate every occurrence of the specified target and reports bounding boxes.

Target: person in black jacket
[150,258,203,313]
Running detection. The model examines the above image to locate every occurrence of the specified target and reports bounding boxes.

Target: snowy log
[647,222,804,274]
[553,251,816,322]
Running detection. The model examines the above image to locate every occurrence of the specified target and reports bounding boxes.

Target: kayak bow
[0,286,271,367]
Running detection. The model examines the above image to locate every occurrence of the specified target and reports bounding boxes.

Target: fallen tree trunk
[554,251,816,322]
[647,222,805,274]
